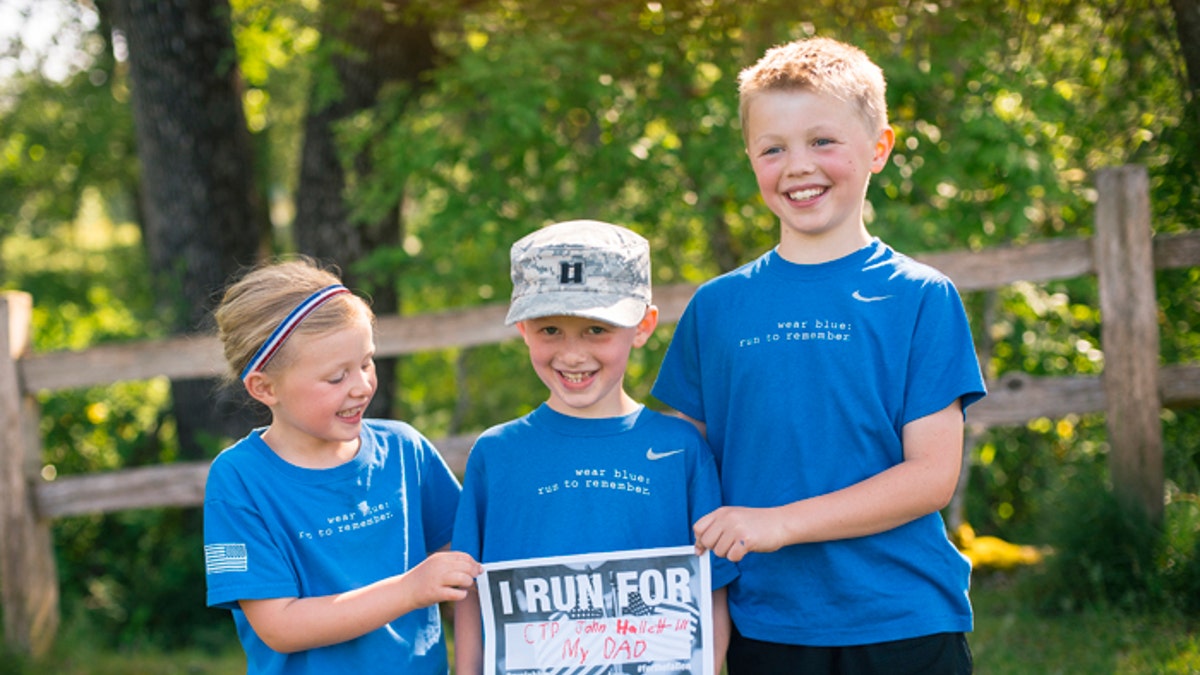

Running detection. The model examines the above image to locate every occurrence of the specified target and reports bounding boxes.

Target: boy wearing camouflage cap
[451,220,735,675]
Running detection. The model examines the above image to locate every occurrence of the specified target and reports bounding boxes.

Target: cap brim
[506,294,648,327]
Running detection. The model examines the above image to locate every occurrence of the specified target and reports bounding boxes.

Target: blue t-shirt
[204,419,461,675]
[652,239,986,646]
[452,404,737,590]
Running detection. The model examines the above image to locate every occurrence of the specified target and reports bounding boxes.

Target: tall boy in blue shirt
[652,37,986,675]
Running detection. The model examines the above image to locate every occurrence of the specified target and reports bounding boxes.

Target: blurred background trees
[1,0,1197,650]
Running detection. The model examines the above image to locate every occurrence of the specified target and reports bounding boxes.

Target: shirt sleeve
[652,294,707,422]
[903,277,987,425]
[450,441,487,560]
[203,462,299,609]
[416,432,463,553]
[687,435,738,590]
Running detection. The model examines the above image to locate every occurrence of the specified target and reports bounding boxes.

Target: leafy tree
[0,4,136,278]
[291,0,443,417]
[102,0,270,457]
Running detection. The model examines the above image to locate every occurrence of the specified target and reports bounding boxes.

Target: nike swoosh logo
[646,448,685,461]
[852,290,893,302]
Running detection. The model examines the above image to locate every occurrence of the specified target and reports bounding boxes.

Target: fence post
[1093,165,1163,523]
[0,291,60,657]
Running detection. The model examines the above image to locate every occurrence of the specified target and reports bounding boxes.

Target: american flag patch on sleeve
[205,543,249,574]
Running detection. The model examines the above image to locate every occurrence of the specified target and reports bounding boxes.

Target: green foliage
[1020,473,1200,617]
[3,634,244,675]
[361,0,764,299]
[3,218,214,649]
[971,580,1200,674]
[1164,408,1200,500]
[342,0,773,431]
[1162,492,1200,615]
[967,415,1109,540]
[0,643,29,675]
[229,0,321,198]
[337,0,1200,449]
[53,509,232,649]
[0,20,136,245]
[1029,476,1164,613]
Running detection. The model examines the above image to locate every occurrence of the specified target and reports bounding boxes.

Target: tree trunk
[106,0,270,458]
[292,0,438,419]
[1171,0,1200,136]
[1172,0,1200,98]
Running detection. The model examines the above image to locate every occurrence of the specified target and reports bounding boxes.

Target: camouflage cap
[506,220,651,327]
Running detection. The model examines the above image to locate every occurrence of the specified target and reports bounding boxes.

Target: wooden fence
[2,165,1199,657]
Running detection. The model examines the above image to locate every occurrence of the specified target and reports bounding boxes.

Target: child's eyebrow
[747,136,784,151]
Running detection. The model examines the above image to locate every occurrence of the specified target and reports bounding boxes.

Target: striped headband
[239,284,351,381]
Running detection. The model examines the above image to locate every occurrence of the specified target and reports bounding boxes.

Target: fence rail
[2,165,1199,657]
[18,229,1200,394]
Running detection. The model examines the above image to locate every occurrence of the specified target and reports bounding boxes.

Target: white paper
[476,545,713,675]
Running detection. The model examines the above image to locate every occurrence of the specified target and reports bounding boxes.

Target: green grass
[6,645,246,675]
[6,584,1199,674]
[970,578,1200,674]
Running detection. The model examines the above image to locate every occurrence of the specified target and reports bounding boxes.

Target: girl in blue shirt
[204,258,480,675]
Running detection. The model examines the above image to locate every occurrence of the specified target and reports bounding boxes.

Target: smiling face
[517,308,658,419]
[247,305,377,468]
[744,88,894,263]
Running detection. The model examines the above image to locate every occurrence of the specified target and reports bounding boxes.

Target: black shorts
[727,624,973,675]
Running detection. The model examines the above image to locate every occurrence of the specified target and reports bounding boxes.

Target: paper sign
[476,545,712,675]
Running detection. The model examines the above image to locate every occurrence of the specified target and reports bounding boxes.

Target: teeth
[561,372,588,383]
[788,187,825,201]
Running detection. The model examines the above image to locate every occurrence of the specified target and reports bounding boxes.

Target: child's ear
[632,305,660,347]
[243,372,278,407]
[517,320,542,349]
[870,126,895,173]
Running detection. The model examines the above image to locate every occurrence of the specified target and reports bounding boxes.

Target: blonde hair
[214,257,374,383]
[737,37,888,144]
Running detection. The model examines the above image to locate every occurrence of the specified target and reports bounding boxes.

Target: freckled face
[744,89,894,262]
[518,311,655,419]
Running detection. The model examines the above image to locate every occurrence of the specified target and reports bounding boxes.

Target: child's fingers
[695,508,758,562]
[693,507,725,549]
[693,508,719,533]
[445,566,474,585]
[696,515,734,560]
[712,529,740,561]
[431,550,484,577]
